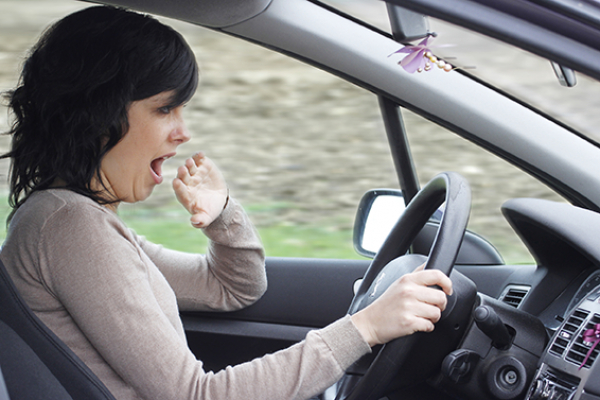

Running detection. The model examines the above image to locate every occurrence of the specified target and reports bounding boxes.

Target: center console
[526,286,600,400]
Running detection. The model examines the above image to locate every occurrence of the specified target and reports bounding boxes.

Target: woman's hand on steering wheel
[173,152,229,228]
[350,264,453,347]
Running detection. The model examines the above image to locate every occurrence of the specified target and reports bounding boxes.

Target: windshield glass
[322,0,600,144]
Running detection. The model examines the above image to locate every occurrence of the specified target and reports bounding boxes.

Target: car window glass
[402,108,564,264]
[431,21,600,145]
[322,0,600,144]
[0,1,568,264]
[115,19,400,260]
[0,2,396,260]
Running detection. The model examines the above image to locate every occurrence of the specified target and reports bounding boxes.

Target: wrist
[351,311,378,347]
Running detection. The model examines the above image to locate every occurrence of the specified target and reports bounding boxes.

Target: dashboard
[435,198,600,400]
[527,281,600,400]
[499,199,600,400]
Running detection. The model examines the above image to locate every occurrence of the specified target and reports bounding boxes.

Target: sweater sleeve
[201,315,371,400]
[136,198,267,312]
[36,197,370,400]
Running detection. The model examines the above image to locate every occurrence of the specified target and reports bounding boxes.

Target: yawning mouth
[150,153,175,184]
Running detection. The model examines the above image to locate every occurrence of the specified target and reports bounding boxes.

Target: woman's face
[99,91,191,208]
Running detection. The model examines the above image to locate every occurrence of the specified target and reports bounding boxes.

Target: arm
[40,203,368,400]
[138,198,267,311]
[141,152,266,311]
[38,199,450,400]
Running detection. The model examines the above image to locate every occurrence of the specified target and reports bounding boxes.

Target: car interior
[2,0,600,400]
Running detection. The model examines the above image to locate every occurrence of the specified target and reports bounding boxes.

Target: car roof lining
[82,0,273,28]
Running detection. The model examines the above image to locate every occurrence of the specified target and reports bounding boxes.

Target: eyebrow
[150,91,177,105]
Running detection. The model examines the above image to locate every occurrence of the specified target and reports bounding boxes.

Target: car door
[182,258,369,372]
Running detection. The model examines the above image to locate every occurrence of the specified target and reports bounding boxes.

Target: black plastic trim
[182,257,369,329]
[181,315,311,342]
[378,97,420,202]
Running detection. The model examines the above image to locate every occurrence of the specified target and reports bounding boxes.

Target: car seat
[0,258,116,400]
[0,366,10,400]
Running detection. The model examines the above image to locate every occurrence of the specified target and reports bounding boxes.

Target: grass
[253,223,360,259]
[0,197,534,263]
[0,196,362,259]
[117,203,363,259]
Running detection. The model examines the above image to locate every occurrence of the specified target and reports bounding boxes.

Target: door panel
[182,255,538,371]
[182,257,370,371]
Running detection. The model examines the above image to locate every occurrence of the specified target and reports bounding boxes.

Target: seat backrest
[0,258,116,400]
[0,366,11,400]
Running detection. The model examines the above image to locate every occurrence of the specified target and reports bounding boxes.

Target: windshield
[322,0,600,144]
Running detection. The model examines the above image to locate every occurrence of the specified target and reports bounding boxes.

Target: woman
[0,6,452,400]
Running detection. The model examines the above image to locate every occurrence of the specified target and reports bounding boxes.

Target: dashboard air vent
[550,309,589,357]
[549,337,569,357]
[566,313,600,369]
[500,285,530,308]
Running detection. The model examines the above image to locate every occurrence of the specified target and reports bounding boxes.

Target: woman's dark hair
[2,6,199,218]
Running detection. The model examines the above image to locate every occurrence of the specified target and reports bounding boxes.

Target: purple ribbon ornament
[579,323,600,370]
[390,36,454,74]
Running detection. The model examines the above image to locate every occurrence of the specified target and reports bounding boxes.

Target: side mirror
[353,189,441,258]
[353,189,503,265]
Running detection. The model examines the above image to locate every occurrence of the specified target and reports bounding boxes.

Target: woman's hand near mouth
[173,152,228,228]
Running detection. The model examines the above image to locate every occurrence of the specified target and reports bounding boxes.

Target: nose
[170,111,191,144]
[172,124,191,144]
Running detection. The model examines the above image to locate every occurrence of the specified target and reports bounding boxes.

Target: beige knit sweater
[0,189,370,400]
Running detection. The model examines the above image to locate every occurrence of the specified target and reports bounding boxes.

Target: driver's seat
[0,258,116,400]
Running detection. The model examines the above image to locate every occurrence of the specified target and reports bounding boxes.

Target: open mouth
[150,153,175,184]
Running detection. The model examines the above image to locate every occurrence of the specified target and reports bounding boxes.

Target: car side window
[0,8,394,260]
[0,8,562,264]
[126,21,560,264]
[402,108,564,264]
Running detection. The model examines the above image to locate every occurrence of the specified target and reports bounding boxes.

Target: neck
[103,202,119,213]
[90,172,120,212]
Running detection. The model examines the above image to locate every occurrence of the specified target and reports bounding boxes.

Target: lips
[150,153,175,185]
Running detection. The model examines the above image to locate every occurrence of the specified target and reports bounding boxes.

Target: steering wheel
[337,172,478,400]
